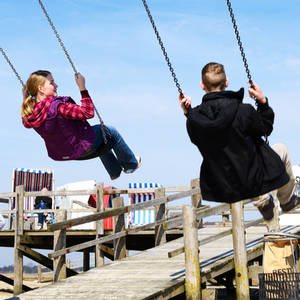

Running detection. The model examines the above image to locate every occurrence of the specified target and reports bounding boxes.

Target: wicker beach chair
[9,168,54,229]
[128,182,162,227]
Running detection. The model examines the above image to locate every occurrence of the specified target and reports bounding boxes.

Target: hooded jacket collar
[187,88,245,133]
[202,88,244,103]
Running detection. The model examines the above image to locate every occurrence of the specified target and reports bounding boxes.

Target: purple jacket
[34,97,96,160]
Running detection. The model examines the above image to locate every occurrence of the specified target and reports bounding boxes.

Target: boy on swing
[179,62,299,229]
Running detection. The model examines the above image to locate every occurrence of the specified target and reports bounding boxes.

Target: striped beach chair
[128,182,162,227]
[9,168,54,228]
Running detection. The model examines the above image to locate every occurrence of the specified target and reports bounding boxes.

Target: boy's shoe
[123,156,142,174]
[110,170,122,180]
[258,195,274,221]
[280,194,300,212]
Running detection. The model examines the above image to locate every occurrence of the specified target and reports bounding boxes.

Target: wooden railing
[0,179,275,299]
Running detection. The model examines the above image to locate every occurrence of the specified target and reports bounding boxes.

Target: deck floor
[8,225,300,300]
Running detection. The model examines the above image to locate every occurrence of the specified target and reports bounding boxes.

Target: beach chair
[127,182,162,227]
[9,168,54,229]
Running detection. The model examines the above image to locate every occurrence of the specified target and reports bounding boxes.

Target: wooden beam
[0,198,8,203]
[100,245,114,261]
[17,244,78,277]
[95,183,104,267]
[113,197,126,260]
[155,188,166,246]
[231,202,250,300]
[48,188,201,232]
[183,205,201,300]
[0,274,31,292]
[14,185,24,296]
[53,210,67,282]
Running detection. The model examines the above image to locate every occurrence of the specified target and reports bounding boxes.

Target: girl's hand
[179,92,192,114]
[75,72,86,91]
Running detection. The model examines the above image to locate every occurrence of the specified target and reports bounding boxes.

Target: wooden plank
[53,210,67,281]
[14,185,24,296]
[231,202,249,300]
[155,188,166,246]
[95,183,104,267]
[183,205,201,300]
[113,197,126,260]
[0,274,31,292]
[48,188,200,232]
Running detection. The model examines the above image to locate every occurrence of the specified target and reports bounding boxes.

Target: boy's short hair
[201,62,226,92]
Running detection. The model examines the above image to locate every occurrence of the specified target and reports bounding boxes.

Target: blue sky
[0,0,300,266]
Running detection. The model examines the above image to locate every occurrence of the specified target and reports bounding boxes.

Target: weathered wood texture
[231,202,250,300]
[12,224,300,300]
[183,206,201,300]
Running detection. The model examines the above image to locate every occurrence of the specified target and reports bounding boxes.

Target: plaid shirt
[58,90,94,120]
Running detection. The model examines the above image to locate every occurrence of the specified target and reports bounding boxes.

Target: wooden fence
[0,179,275,299]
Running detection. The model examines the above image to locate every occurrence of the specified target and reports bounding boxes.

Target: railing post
[231,202,250,300]
[83,250,90,272]
[113,197,127,260]
[53,210,67,282]
[183,205,201,300]
[13,185,24,295]
[155,187,166,246]
[95,183,105,267]
[191,179,202,228]
[38,265,42,283]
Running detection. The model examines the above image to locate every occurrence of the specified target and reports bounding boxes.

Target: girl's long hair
[21,70,51,121]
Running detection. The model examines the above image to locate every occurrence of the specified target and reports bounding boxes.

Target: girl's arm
[57,90,95,120]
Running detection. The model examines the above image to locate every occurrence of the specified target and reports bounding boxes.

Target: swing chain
[142,0,183,97]
[38,0,110,143]
[226,0,253,86]
[38,0,77,74]
[0,48,25,88]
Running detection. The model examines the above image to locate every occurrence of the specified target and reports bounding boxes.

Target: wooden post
[83,250,90,272]
[113,197,126,260]
[191,179,202,228]
[183,205,201,300]
[95,183,105,267]
[231,202,250,300]
[38,265,42,283]
[155,188,167,246]
[53,210,67,282]
[13,185,24,295]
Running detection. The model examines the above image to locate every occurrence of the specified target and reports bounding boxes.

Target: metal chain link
[38,0,110,143]
[142,0,183,97]
[226,0,253,87]
[0,47,25,87]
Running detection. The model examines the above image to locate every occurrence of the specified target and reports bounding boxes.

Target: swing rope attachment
[38,0,110,143]
[0,48,25,88]
[142,0,184,98]
[226,0,253,87]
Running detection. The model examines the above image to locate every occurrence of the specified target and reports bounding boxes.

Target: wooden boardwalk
[9,224,300,300]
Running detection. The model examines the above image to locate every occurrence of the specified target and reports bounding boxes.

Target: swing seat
[76,142,113,160]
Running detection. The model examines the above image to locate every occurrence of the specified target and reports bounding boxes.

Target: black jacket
[186,88,289,203]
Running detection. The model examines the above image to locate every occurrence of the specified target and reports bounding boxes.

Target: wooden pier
[0,179,299,299]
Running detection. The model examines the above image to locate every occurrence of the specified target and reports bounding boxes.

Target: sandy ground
[0,273,52,300]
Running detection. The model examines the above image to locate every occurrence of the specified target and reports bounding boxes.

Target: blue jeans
[35,202,47,224]
[81,125,138,179]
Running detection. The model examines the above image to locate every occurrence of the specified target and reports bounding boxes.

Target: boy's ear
[200,81,206,91]
[225,78,229,88]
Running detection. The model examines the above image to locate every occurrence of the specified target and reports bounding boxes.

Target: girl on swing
[21,70,141,180]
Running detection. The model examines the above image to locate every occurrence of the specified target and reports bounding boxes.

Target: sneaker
[280,194,300,212]
[110,170,122,180]
[123,156,142,174]
[258,195,274,221]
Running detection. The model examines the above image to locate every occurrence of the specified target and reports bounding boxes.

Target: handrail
[48,188,201,232]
